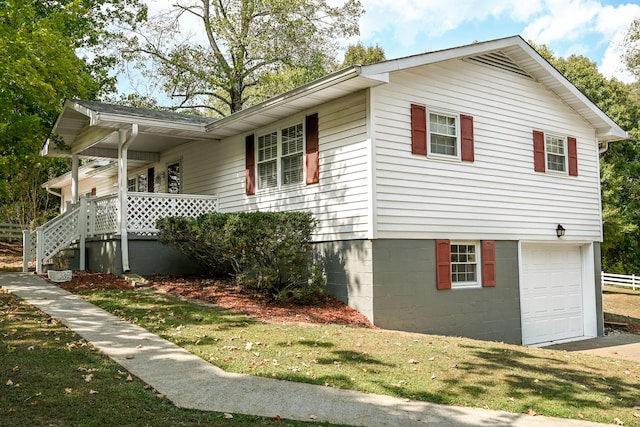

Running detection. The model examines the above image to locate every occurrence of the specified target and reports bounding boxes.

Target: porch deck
[23,192,219,273]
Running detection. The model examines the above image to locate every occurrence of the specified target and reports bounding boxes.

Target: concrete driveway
[545,333,640,362]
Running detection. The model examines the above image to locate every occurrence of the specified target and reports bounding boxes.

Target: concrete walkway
[0,272,616,427]
[546,333,640,362]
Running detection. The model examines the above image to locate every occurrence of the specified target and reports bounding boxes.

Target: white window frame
[428,109,460,160]
[545,134,567,173]
[127,177,137,192]
[450,240,482,289]
[256,122,305,191]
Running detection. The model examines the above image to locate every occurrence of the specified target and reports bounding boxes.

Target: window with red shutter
[481,240,496,287]
[568,136,578,176]
[460,114,474,162]
[245,134,255,195]
[411,104,427,155]
[306,113,319,184]
[436,239,452,290]
[533,130,546,172]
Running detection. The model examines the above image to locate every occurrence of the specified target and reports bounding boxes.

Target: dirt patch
[53,272,375,328]
[0,242,31,271]
[603,287,640,333]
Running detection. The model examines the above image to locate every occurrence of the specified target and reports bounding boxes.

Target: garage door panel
[521,244,584,345]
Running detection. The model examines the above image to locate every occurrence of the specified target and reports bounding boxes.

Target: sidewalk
[0,272,615,427]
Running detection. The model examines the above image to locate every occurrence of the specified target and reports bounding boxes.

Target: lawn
[70,286,640,427]
[0,288,340,427]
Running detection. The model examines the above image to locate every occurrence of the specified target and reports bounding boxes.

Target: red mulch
[54,272,375,328]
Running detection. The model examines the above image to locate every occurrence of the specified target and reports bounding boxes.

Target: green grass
[75,288,640,426]
[0,289,342,427]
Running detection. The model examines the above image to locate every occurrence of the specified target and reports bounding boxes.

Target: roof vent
[465,51,533,79]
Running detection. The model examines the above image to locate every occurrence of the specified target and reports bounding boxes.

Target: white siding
[371,59,602,242]
[159,91,371,241]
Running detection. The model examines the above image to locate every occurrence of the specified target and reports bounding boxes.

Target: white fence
[601,272,640,291]
[0,223,22,242]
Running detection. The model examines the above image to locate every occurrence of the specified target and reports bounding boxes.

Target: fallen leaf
[6,379,13,386]
[614,417,624,425]
[428,357,435,361]
[309,415,318,420]
[124,355,135,360]
[89,390,99,395]
[156,393,166,399]
[273,415,281,421]
[83,374,94,382]
[245,342,253,351]
[633,412,640,418]
[12,366,20,372]
[143,384,152,390]
[30,401,41,407]
[64,388,73,394]
[528,408,536,416]
[126,375,133,382]
[408,359,419,364]
[224,413,234,419]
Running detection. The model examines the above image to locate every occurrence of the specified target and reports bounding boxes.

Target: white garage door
[520,244,584,345]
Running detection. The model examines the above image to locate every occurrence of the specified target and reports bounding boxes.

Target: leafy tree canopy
[341,42,385,67]
[0,0,147,226]
[119,0,364,116]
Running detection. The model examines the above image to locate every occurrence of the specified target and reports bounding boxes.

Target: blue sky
[353,0,640,82]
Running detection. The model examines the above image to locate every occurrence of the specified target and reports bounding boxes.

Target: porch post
[117,124,138,273]
[71,154,79,203]
[78,197,87,270]
[22,230,30,272]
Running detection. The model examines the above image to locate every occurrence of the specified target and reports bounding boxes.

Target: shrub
[157,211,326,304]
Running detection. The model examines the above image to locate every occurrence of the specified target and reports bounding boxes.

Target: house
[30,36,627,346]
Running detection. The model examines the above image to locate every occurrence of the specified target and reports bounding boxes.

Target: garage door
[520,244,583,345]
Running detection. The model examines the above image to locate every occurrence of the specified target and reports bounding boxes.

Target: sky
[353,0,640,82]
[134,0,640,99]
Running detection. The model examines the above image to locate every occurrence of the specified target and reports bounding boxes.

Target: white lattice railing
[23,192,219,273]
[127,192,219,233]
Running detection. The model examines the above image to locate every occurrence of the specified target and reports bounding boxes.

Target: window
[127,177,136,192]
[411,104,474,161]
[533,131,578,176]
[257,123,304,190]
[546,134,566,172]
[167,161,181,194]
[429,112,458,157]
[436,239,495,289]
[450,241,481,288]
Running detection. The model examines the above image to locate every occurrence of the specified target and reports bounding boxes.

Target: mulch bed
[55,272,375,328]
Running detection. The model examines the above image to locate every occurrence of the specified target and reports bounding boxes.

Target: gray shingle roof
[73,99,216,126]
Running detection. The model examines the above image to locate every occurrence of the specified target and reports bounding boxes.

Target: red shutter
[436,239,451,290]
[306,113,319,184]
[568,137,578,176]
[411,104,427,155]
[533,130,546,172]
[245,134,255,195]
[460,114,474,162]
[481,240,496,287]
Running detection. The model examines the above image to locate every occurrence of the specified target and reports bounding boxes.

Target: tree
[120,0,364,116]
[623,18,640,79]
[341,42,385,67]
[0,0,147,227]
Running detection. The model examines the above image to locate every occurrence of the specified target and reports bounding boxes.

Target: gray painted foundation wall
[81,236,204,276]
[319,239,522,344]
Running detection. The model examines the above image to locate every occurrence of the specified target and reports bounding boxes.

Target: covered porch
[28,99,221,274]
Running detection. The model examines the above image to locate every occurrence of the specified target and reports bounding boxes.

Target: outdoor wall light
[556,224,566,238]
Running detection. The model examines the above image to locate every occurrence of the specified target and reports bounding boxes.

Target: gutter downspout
[71,154,79,203]
[117,124,138,273]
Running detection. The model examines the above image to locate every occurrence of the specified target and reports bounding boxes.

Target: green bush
[157,211,325,304]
